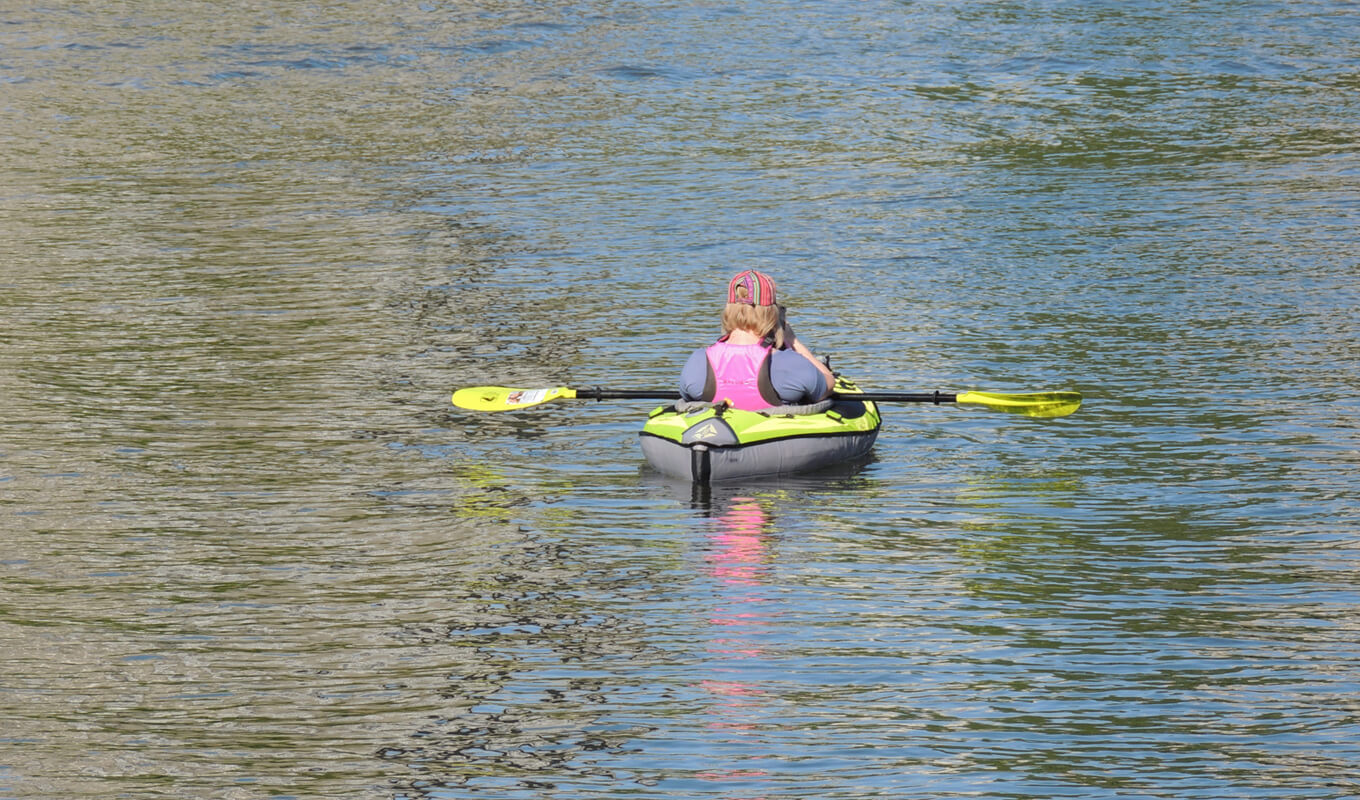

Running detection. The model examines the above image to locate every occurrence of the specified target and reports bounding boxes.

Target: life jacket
[702,339,782,410]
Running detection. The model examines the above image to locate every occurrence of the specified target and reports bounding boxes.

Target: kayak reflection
[698,492,777,794]
[640,471,882,793]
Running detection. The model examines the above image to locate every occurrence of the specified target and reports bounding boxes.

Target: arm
[789,335,835,391]
[779,310,835,396]
[769,349,831,404]
[678,348,711,400]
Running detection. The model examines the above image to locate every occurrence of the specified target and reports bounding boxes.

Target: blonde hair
[721,303,785,348]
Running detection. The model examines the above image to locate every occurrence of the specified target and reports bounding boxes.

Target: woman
[678,270,836,410]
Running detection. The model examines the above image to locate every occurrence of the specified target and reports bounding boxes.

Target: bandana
[726,270,777,306]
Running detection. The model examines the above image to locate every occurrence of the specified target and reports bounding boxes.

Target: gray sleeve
[678,349,710,400]
[769,350,828,404]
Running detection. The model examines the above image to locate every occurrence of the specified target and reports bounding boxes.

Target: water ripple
[3,0,1359,798]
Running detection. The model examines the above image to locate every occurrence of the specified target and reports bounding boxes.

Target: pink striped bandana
[727,270,778,306]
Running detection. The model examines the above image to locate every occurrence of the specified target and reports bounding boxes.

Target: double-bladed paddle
[451,385,1081,418]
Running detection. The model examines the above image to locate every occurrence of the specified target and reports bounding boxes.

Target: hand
[778,305,797,346]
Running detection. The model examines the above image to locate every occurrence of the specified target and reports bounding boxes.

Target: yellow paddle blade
[956,390,1082,418]
[451,386,578,412]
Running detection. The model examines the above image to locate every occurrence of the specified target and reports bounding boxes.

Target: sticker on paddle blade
[506,389,551,407]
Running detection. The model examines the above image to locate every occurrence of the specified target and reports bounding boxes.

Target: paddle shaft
[837,391,955,404]
[577,388,678,401]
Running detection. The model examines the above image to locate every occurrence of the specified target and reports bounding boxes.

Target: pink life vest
[704,340,781,410]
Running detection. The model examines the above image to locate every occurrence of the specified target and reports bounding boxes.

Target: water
[3,0,1359,797]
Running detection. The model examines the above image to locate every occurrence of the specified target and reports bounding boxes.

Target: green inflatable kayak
[639,377,882,483]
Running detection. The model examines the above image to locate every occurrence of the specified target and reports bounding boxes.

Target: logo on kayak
[692,422,720,441]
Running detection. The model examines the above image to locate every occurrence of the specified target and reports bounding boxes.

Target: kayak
[638,377,881,483]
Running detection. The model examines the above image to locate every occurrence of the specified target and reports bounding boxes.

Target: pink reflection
[697,495,777,794]
[705,498,770,588]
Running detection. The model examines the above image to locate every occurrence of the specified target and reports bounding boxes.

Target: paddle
[452,386,1081,418]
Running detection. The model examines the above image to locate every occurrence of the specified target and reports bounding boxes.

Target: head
[722,270,785,347]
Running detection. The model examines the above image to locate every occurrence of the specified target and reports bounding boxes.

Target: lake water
[3,1,1359,797]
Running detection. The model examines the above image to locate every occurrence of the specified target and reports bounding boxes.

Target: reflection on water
[698,495,775,797]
